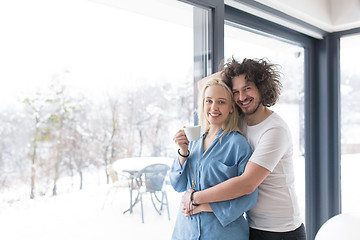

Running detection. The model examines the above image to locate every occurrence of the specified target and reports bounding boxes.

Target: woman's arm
[169,128,190,192]
[173,128,189,167]
[182,161,270,208]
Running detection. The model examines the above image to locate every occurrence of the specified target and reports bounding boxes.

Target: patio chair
[102,164,128,209]
[133,163,170,223]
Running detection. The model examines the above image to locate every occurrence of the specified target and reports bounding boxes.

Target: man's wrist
[192,191,200,205]
[190,190,200,206]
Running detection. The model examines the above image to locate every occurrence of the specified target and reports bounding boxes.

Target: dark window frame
[180,1,360,239]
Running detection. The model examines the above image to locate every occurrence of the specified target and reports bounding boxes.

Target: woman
[170,78,257,240]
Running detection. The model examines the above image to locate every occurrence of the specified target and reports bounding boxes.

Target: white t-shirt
[244,112,302,232]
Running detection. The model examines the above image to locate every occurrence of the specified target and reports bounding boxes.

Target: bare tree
[95,97,122,184]
[23,94,45,199]
[45,74,77,196]
[62,97,93,190]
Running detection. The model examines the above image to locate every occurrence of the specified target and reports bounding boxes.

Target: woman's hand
[181,189,194,214]
[181,189,212,217]
[173,128,190,167]
[182,203,212,217]
[173,127,189,155]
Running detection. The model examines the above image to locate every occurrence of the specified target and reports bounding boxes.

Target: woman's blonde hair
[198,78,242,139]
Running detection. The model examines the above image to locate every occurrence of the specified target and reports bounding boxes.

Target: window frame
[181,1,360,239]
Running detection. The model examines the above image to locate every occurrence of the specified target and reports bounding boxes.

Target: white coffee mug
[184,125,201,141]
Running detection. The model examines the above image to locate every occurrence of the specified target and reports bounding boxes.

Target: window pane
[224,24,305,221]
[340,33,360,214]
[0,0,210,239]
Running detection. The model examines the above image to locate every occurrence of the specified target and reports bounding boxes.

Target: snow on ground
[0,173,182,240]
[1,153,360,240]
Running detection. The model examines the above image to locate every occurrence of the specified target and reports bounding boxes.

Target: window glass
[0,0,209,239]
[224,23,306,221]
[340,33,360,214]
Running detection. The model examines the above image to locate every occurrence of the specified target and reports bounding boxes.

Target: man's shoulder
[247,112,290,138]
[263,112,288,129]
[257,112,292,143]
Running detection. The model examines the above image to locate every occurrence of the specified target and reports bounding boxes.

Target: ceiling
[91,0,360,39]
[226,0,360,38]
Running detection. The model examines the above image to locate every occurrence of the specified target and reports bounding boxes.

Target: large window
[340,33,360,214]
[0,0,210,239]
[224,23,306,221]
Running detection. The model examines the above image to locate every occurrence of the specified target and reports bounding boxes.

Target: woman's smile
[209,112,221,118]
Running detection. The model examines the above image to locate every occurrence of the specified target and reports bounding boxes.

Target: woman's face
[203,85,233,128]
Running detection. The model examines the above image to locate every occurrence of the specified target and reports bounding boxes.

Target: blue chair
[133,163,170,223]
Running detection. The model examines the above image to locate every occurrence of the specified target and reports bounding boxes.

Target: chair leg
[101,188,111,210]
[150,192,162,215]
[129,188,133,214]
[160,192,164,211]
[110,187,118,206]
[140,194,144,223]
[163,191,170,221]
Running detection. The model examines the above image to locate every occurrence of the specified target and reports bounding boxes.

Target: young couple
[170,58,306,240]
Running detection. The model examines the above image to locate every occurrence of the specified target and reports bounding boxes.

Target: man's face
[231,74,262,116]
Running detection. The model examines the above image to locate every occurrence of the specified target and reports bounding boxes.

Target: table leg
[123,177,139,214]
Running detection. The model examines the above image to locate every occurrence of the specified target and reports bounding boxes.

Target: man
[182,58,306,240]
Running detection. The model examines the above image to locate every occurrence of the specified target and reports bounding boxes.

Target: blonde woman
[170,78,257,240]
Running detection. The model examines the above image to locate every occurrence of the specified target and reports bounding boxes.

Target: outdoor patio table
[122,169,139,214]
[112,157,173,215]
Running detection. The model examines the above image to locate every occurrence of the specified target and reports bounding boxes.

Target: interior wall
[254,0,360,32]
[256,0,331,30]
[329,0,360,30]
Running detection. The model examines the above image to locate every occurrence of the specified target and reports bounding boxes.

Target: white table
[112,157,174,173]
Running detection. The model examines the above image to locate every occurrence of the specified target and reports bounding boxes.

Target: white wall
[256,0,360,32]
[329,0,360,31]
[227,0,360,33]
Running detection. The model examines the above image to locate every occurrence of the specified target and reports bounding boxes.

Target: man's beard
[239,99,262,116]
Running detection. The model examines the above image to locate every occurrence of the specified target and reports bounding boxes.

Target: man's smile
[239,98,253,107]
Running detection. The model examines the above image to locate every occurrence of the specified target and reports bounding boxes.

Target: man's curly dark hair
[221,57,282,107]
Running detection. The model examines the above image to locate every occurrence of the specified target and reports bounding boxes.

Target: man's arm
[197,71,222,93]
[185,125,289,208]
[182,161,270,208]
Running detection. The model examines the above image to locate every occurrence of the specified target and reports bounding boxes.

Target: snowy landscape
[0,169,182,240]
[1,153,360,240]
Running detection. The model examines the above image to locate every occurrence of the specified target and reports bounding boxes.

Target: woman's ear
[230,103,235,113]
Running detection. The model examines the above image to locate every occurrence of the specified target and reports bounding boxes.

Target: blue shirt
[170,130,258,240]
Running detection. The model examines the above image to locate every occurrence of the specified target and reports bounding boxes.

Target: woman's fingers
[173,129,189,146]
